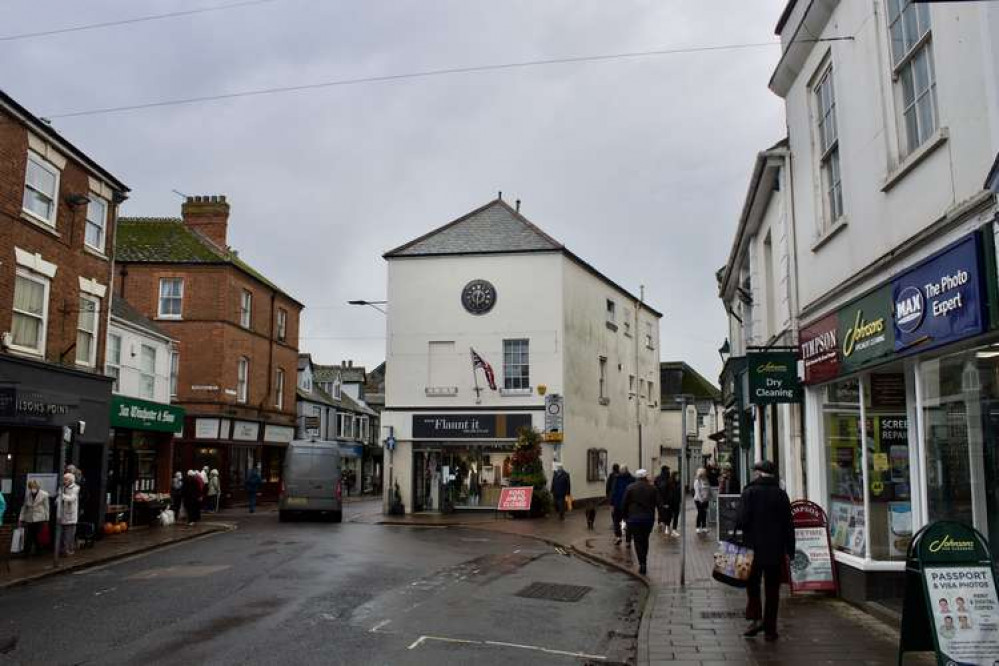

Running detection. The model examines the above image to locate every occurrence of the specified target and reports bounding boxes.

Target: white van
[279,440,343,522]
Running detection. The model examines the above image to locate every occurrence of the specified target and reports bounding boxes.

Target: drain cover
[700,611,744,619]
[515,582,592,603]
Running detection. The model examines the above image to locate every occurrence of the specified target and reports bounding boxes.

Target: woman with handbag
[736,460,795,642]
[18,480,50,556]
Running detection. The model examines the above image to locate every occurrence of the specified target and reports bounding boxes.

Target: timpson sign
[799,314,839,384]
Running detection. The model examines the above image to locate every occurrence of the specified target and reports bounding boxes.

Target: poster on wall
[789,501,837,593]
[830,500,866,557]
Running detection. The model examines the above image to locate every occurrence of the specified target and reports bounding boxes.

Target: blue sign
[891,234,984,353]
[385,436,396,451]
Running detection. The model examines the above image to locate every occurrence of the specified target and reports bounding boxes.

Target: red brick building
[115,196,302,503]
[0,90,129,524]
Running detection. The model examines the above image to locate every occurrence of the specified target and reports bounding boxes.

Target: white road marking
[370,620,391,633]
[94,587,116,596]
[406,634,606,660]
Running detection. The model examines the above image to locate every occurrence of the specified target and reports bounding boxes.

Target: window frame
[606,299,616,324]
[139,344,157,400]
[22,151,60,227]
[75,293,101,367]
[106,333,122,393]
[240,290,253,329]
[275,368,285,409]
[598,356,609,404]
[169,349,180,398]
[886,0,938,156]
[158,278,184,319]
[84,196,108,253]
[11,268,50,356]
[813,64,844,227]
[502,338,530,390]
[237,357,249,403]
[276,308,287,342]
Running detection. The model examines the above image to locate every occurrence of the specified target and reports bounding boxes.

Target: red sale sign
[497,486,533,511]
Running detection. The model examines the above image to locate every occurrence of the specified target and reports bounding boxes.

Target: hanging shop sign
[891,233,985,355]
[747,351,801,404]
[799,314,840,384]
[110,396,185,434]
[789,500,837,594]
[898,521,999,665]
[412,413,532,439]
[839,285,894,372]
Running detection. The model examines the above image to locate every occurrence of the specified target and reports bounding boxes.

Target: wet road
[0,507,643,665]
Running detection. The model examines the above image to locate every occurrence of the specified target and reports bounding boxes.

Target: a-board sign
[716,494,741,541]
[898,520,999,665]
[497,486,533,512]
[789,500,837,594]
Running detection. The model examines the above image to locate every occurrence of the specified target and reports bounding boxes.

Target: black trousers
[23,521,44,555]
[695,500,708,529]
[612,507,624,536]
[746,562,782,635]
[628,521,654,568]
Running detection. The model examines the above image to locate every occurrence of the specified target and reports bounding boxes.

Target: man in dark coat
[605,463,620,532]
[622,469,659,575]
[736,460,795,641]
[654,466,671,534]
[611,466,635,545]
[550,462,571,520]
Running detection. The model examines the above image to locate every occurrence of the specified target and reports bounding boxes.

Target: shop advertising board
[892,233,985,356]
[838,285,894,373]
[899,521,999,665]
[789,500,837,594]
[747,351,802,404]
[799,314,840,384]
[717,494,741,541]
[497,486,533,511]
[413,414,532,439]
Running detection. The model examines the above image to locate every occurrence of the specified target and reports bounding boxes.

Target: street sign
[385,436,396,451]
[789,500,837,594]
[497,486,533,512]
[898,520,999,665]
[544,394,564,435]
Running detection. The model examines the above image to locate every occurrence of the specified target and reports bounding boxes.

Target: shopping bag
[10,527,24,554]
[712,540,755,588]
[38,522,51,548]
[565,495,574,511]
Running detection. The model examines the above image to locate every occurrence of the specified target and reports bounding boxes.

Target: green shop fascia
[108,396,185,509]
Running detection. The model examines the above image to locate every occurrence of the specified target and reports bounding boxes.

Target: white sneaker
[672,530,680,537]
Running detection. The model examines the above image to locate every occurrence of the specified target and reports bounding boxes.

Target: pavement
[0,499,643,666]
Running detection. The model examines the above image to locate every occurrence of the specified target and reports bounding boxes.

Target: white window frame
[240,290,252,329]
[813,63,843,228]
[139,344,156,400]
[107,333,122,392]
[22,151,60,227]
[502,339,530,390]
[277,308,287,341]
[169,349,180,398]
[598,356,609,404]
[75,294,100,367]
[275,368,285,409]
[158,278,184,319]
[11,268,50,356]
[84,196,108,252]
[237,357,249,403]
[886,0,938,157]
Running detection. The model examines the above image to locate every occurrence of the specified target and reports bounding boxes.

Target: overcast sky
[4,0,786,383]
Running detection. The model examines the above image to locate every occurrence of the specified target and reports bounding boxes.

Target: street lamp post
[676,394,693,587]
[347,299,388,509]
[347,299,387,314]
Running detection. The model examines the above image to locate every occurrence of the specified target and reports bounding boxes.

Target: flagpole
[470,348,482,404]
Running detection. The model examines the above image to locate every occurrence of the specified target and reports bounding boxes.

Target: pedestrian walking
[550,462,571,520]
[206,469,221,513]
[694,468,711,534]
[170,471,184,516]
[182,470,202,525]
[611,465,635,545]
[665,471,681,536]
[58,472,79,556]
[737,460,795,642]
[245,464,262,513]
[18,480,50,556]
[654,466,671,534]
[605,463,620,532]
[621,469,658,575]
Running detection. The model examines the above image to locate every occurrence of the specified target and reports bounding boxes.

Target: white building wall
[108,320,173,404]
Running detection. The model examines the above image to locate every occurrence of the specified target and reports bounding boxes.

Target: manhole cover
[515,582,592,603]
[700,611,744,619]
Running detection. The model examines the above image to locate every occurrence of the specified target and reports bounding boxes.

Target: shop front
[0,355,112,526]
[107,396,184,525]
[410,413,532,512]
[801,229,997,609]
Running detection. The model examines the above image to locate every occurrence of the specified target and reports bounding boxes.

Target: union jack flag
[470,347,497,391]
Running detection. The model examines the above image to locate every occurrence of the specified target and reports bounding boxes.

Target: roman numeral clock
[461,279,496,315]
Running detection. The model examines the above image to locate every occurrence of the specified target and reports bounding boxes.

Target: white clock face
[462,280,496,315]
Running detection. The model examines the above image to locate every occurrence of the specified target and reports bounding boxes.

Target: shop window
[864,371,912,561]
[823,378,865,557]
[587,448,608,482]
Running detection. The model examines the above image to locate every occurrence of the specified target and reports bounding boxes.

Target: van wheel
[330,511,343,524]
[279,511,291,523]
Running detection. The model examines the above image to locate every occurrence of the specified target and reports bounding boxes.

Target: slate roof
[296,386,337,407]
[116,218,303,306]
[384,199,563,257]
[313,364,365,384]
[312,365,340,383]
[111,297,172,340]
[660,361,722,408]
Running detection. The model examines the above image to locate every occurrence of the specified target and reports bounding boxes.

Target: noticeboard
[716,494,741,542]
[497,486,533,512]
[789,500,837,594]
[899,520,999,665]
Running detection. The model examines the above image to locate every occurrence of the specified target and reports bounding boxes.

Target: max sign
[891,234,984,354]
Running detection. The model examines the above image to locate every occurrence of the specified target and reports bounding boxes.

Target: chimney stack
[181,195,230,249]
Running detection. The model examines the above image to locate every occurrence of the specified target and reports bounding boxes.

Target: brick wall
[0,106,121,373]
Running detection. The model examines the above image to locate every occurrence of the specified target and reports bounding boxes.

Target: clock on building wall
[461,279,497,315]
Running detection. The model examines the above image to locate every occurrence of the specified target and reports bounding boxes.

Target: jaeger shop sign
[891,234,984,354]
[412,413,532,439]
